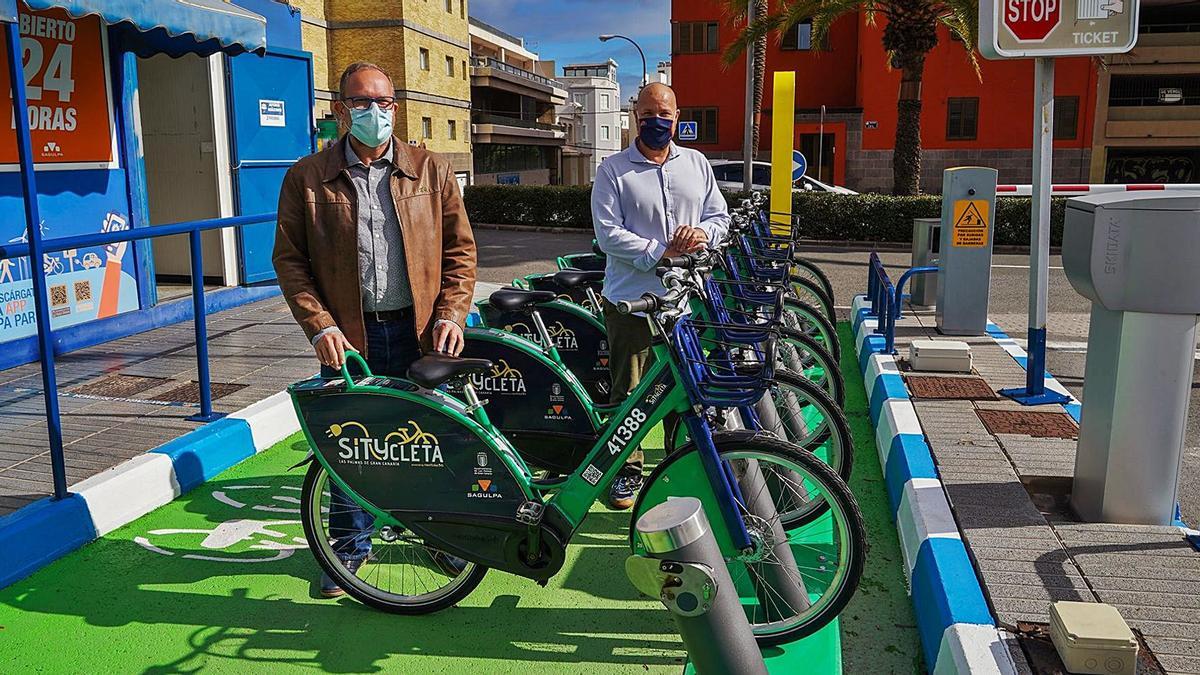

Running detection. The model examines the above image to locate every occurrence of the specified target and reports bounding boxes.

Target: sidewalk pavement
[880,303,1200,673]
[0,283,501,518]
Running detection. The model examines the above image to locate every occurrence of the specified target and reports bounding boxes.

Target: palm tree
[724,1,979,195]
[751,0,768,159]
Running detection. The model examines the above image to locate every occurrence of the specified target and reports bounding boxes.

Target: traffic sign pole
[1000,56,1070,405]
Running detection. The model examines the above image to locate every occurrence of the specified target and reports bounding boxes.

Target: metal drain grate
[69,375,171,398]
[906,375,998,400]
[159,381,247,403]
[977,409,1078,439]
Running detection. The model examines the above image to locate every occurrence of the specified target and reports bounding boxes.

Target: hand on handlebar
[670,225,708,254]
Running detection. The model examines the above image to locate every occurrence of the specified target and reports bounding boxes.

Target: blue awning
[23,0,267,57]
[1,0,15,23]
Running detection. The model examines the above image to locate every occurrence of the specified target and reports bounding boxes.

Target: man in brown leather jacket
[273,62,476,597]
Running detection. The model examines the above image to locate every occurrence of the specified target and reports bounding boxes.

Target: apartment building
[559,60,623,182]
[468,18,568,185]
[293,0,473,175]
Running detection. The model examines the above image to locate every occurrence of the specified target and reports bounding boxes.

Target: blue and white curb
[0,391,301,589]
[985,322,1082,422]
[851,294,1017,674]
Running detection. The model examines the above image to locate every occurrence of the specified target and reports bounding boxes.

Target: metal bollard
[627,497,768,675]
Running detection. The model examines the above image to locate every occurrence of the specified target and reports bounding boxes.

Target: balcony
[471,112,566,146]
[470,56,568,104]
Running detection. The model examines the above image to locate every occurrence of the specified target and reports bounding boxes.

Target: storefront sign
[0,6,117,168]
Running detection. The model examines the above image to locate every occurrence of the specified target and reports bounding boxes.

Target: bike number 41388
[607,408,646,455]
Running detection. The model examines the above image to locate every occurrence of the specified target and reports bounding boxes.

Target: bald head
[636,82,676,110]
[634,83,679,151]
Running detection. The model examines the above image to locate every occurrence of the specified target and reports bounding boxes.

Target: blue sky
[470,0,671,104]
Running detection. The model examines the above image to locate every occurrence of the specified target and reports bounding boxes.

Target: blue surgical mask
[638,116,674,150]
[348,103,393,147]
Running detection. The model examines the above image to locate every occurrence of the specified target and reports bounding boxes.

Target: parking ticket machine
[1063,192,1200,524]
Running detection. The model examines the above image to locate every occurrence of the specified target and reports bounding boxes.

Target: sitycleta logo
[546,321,578,350]
[326,420,445,467]
[468,478,502,499]
[468,359,526,394]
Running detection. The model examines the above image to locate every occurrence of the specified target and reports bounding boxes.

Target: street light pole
[599,34,647,88]
[741,0,754,193]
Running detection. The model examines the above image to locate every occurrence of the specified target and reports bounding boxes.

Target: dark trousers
[602,299,652,477]
[320,309,420,561]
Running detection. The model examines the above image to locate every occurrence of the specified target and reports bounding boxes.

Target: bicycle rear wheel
[300,461,487,614]
[630,432,866,646]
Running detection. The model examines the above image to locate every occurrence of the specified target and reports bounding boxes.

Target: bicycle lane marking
[0,431,686,674]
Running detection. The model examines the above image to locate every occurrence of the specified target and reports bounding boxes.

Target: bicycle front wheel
[630,432,866,646]
[300,461,488,614]
[774,327,845,407]
[782,297,840,361]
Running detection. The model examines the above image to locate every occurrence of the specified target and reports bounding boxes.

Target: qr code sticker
[581,464,603,486]
[74,281,92,302]
[50,284,68,307]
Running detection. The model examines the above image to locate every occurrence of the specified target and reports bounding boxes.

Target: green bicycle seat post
[460,381,493,428]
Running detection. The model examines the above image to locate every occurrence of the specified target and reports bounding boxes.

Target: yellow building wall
[299,0,472,170]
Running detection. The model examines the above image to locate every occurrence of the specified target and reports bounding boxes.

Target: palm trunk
[893,62,924,195]
[750,0,768,159]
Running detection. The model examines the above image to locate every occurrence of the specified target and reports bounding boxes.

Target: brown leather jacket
[272,135,476,355]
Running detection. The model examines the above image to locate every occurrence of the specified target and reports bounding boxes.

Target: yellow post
[770,71,796,235]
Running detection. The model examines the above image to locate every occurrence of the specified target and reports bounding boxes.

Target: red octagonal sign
[1004,0,1061,41]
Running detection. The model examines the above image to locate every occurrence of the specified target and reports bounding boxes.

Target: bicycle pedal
[516,500,545,526]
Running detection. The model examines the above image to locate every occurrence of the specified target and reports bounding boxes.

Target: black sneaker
[319,557,364,598]
[608,475,643,510]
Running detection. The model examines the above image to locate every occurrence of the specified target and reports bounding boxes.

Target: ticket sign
[980,0,1140,59]
[0,7,116,167]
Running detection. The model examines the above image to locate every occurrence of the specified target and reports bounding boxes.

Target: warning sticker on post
[951,200,990,247]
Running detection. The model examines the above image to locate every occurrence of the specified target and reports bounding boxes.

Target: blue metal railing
[866,252,938,354]
[2,19,278,502]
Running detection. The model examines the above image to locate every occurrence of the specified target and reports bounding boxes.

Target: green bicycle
[290,269,865,645]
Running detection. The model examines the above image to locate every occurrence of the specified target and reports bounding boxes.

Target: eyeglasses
[341,96,397,111]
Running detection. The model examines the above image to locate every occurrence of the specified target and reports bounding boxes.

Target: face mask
[638,116,674,150]
[348,103,393,147]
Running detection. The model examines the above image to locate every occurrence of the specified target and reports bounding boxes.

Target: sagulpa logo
[41,141,62,157]
[468,478,502,499]
[326,420,445,467]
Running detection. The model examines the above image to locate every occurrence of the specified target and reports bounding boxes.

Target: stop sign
[1004,0,1061,41]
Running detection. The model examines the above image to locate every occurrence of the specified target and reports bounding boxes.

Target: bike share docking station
[906,168,1000,373]
[1062,192,1200,525]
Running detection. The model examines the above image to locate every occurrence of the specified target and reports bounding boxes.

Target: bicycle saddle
[551,270,605,289]
[407,353,493,389]
[488,287,556,312]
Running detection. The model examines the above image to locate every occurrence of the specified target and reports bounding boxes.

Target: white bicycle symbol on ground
[134,484,321,564]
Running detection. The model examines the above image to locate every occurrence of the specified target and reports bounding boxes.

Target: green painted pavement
[0,321,920,672]
[834,321,924,674]
[0,433,687,674]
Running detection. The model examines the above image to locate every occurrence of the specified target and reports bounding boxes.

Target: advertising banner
[0,5,116,168]
[0,211,139,341]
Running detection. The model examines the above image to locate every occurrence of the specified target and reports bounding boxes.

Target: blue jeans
[320,310,421,561]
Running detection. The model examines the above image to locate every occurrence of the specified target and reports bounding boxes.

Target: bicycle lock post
[626,497,767,675]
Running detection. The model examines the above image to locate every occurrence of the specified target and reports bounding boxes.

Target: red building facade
[671,1,1099,193]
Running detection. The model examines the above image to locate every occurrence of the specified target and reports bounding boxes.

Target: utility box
[1063,191,1200,524]
[936,167,998,335]
[1049,602,1137,675]
[909,339,972,373]
[911,218,940,306]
